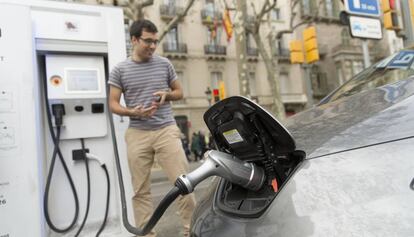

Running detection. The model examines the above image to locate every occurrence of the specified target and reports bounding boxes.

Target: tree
[122,0,196,42]
[87,0,196,42]
[234,0,323,119]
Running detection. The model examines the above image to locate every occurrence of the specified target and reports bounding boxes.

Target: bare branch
[289,0,300,29]
[123,7,134,21]
[141,0,153,7]
[250,2,257,16]
[133,0,153,9]
[275,0,322,40]
[158,0,196,41]
[252,0,276,33]
[262,0,277,16]
[222,0,236,11]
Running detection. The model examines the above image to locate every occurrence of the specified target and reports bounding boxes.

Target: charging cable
[43,100,80,233]
[73,138,91,237]
[85,152,111,237]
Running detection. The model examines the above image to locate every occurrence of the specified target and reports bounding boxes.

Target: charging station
[0,0,134,236]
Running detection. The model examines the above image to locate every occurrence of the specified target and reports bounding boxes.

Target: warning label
[222,129,244,144]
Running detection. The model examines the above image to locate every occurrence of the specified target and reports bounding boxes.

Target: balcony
[273,48,290,63]
[320,6,340,22]
[301,4,340,23]
[159,4,185,21]
[204,44,226,60]
[331,44,362,57]
[201,9,223,24]
[300,5,318,19]
[162,42,187,59]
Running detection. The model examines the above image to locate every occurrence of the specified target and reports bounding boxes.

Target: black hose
[96,164,110,237]
[141,186,181,234]
[42,74,80,232]
[106,90,183,236]
[74,138,91,237]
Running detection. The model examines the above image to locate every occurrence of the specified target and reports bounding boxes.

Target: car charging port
[215,150,305,218]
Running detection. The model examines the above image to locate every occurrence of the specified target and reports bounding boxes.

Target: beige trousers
[125,125,196,237]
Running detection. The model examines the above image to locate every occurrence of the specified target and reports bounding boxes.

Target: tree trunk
[158,0,196,42]
[234,0,250,97]
[252,32,286,120]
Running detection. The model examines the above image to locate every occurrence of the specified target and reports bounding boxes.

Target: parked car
[190,49,414,237]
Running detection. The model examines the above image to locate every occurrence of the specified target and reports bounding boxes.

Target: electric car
[190,50,414,237]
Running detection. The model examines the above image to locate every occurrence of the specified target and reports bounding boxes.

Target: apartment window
[344,60,353,81]
[352,61,364,75]
[249,72,257,96]
[270,8,281,20]
[336,62,344,85]
[205,0,215,17]
[302,0,317,15]
[325,0,334,17]
[246,32,256,48]
[210,71,223,90]
[163,0,178,15]
[207,26,222,46]
[276,36,286,55]
[176,71,187,95]
[302,0,310,13]
[164,0,176,6]
[279,72,290,94]
[174,71,186,104]
[166,26,179,51]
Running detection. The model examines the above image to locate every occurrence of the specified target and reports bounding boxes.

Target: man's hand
[129,104,157,119]
[152,91,169,108]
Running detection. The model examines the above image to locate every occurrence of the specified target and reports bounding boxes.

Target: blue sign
[388,50,414,69]
[345,0,380,17]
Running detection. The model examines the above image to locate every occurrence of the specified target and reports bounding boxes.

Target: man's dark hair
[129,19,158,39]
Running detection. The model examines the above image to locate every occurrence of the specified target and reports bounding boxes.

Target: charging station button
[74,106,84,112]
[91,103,104,113]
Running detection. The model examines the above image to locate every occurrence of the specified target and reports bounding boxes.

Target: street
[151,177,212,237]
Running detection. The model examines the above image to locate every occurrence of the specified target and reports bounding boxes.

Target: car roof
[285,77,414,158]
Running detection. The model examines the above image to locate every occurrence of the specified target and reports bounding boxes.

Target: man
[108,19,196,237]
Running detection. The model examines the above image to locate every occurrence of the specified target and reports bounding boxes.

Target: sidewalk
[150,160,204,184]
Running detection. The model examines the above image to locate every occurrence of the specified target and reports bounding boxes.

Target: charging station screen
[65,69,100,93]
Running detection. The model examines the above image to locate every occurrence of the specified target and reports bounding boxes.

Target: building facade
[76,0,402,140]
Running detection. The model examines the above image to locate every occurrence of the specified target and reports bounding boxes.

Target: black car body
[190,50,414,237]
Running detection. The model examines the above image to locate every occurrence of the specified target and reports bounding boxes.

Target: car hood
[284,77,414,158]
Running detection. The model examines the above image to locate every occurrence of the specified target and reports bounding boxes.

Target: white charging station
[0,0,134,236]
[45,54,108,139]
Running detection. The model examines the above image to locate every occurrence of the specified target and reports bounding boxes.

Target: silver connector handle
[178,150,265,193]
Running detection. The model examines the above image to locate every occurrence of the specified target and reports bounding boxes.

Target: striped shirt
[108,55,177,130]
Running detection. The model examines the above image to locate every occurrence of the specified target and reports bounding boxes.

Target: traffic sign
[345,0,380,17]
[388,50,414,69]
[349,16,382,39]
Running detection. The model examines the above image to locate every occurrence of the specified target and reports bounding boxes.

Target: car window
[320,51,414,104]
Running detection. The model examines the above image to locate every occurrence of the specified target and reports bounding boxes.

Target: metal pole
[362,40,371,68]
[303,65,313,108]
[400,0,414,47]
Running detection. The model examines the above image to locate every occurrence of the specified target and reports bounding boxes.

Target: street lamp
[205,87,212,106]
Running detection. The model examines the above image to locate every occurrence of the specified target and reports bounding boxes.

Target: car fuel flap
[203,96,296,162]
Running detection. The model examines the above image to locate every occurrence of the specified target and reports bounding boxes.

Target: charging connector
[51,104,65,126]
[72,149,90,161]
